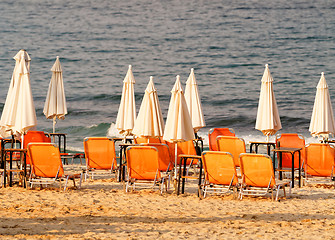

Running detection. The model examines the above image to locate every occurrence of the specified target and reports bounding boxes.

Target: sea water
[0,0,334,151]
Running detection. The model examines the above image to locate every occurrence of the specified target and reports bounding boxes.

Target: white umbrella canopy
[115,65,136,136]
[163,75,195,178]
[163,75,195,142]
[184,68,206,134]
[132,76,165,138]
[0,49,37,138]
[43,56,67,133]
[309,72,335,139]
[255,64,282,140]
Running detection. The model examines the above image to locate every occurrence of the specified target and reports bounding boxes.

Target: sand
[1,177,335,240]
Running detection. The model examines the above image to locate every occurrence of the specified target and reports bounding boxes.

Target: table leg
[177,157,183,195]
[122,147,127,182]
[298,151,301,188]
[181,157,187,194]
[291,153,295,188]
[249,143,253,153]
[272,150,276,175]
[279,152,283,180]
[63,135,66,153]
[9,151,13,187]
[198,158,203,197]
[23,152,27,188]
[118,147,123,182]
[3,150,6,188]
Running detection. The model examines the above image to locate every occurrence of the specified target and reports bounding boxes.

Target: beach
[1,178,335,239]
[1,1,335,238]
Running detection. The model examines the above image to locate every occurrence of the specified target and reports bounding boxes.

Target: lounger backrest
[202,151,238,186]
[24,131,51,164]
[305,143,335,177]
[208,128,235,151]
[134,136,161,144]
[216,136,246,167]
[126,146,160,180]
[276,133,305,168]
[140,143,173,171]
[28,143,64,178]
[83,137,117,170]
[240,153,276,188]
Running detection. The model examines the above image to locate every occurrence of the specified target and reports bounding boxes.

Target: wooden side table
[2,148,27,188]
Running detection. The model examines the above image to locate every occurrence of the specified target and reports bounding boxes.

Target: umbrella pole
[174,143,177,179]
[53,116,56,134]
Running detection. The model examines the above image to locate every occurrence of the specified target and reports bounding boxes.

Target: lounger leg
[283,186,286,199]
[289,181,292,195]
[79,173,83,189]
[72,178,76,188]
[64,176,69,191]
[160,178,164,194]
[239,188,243,200]
[275,186,280,201]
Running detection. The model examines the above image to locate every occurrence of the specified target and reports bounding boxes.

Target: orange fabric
[83,137,117,170]
[240,153,276,188]
[164,140,198,165]
[202,151,238,186]
[216,136,246,167]
[208,128,235,151]
[177,140,198,165]
[134,136,161,144]
[24,131,51,164]
[126,146,160,180]
[305,143,335,177]
[28,143,64,178]
[276,133,305,168]
[140,143,173,171]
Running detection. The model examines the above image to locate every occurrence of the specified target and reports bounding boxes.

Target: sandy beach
[1,177,335,240]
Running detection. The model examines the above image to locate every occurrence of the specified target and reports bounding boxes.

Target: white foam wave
[107,123,123,138]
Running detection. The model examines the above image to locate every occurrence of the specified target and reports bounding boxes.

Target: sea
[1,0,335,152]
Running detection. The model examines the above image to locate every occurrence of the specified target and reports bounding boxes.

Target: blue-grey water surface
[1,0,335,150]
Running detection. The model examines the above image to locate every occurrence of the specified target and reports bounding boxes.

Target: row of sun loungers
[1,129,335,202]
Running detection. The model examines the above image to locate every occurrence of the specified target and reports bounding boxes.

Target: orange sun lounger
[83,137,118,180]
[239,153,291,201]
[27,143,82,191]
[304,143,335,185]
[208,128,235,151]
[202,151,238,198]
[216,136,246,167]
[126,146,168,194]
[24,130,51,165]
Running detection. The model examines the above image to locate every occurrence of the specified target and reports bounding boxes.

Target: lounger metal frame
[83,137,118,181]
[202,152,238,198]
[125,146,168,194]
[239,153,291,201]
[303,143,335,186]
[28,143,83,191]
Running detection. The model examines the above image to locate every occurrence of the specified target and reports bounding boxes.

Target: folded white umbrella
[309,72,335,139]
[163,75,195,177]
[184,68,205,134]
[0,49,37,138]
[115,65,136,136]
[133,76,165,139]
[43,56,67,133]
[255,64,282,141]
